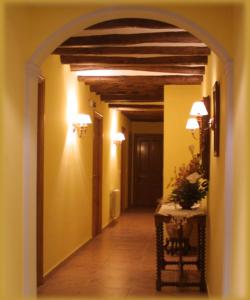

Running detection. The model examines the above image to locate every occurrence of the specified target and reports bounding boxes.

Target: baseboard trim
[43,238,91,281]
[42,218,120,282]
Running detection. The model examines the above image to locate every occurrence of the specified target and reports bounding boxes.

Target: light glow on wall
[66,85,78,146]
[109,109,118,157]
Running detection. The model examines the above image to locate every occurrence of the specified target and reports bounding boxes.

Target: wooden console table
[154,202,207,292]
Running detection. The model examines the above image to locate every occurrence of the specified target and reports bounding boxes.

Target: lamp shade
[190,101,208,116]
[186,118,200,130]
[113,132,125,143]
[75,114,92,126]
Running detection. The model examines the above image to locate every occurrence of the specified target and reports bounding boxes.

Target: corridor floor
[38,208,206,298]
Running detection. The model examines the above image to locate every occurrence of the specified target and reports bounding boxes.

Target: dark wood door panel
[133,134,163,207]
[92,112,103,237]
[134,184,162,206]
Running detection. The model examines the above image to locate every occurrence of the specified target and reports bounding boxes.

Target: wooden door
[92,112,103,237]
[37,77,45,286]
[133,134,163,207]
[128,132,133,208]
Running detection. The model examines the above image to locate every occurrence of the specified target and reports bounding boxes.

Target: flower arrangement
[166,145,209,209]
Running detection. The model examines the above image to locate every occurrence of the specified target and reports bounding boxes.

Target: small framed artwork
[213,81,220,157]
[201,96,211,179]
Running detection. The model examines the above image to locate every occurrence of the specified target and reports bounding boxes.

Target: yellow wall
[1,1,249,299]
[202,6,249,290]
[1,6,31,296]
[202,52,228,295]
[231,6,249,296]
[42,55,93,275]
[163,85,201,199]
[119,113,131,210]
[42,55,130,275]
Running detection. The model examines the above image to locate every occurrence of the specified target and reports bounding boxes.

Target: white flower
[186,172,201,183]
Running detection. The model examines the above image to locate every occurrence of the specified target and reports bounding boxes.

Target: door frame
[36,76,45,286]
[120,126,127,213]
[127,131,133,208]
[92,111,103,237]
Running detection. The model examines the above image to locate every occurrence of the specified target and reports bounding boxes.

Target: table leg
[178,223,184,285]
[199,220,206,292]
[156,222,164,291]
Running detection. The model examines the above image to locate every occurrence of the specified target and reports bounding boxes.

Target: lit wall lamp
[73,113,92,137]
[186,85,221,178]
[186,101,214,139]
[113,132,125,145]
[186,117,200,139]
[190,101,208,118]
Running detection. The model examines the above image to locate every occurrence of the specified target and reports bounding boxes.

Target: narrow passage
[38,208,205,298]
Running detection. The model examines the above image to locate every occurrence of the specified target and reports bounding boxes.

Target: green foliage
[167,145,209,209]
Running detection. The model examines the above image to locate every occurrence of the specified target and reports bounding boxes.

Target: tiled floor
[38,208,207,298]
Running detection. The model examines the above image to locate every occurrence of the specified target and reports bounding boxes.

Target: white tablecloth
[158,202,206,226]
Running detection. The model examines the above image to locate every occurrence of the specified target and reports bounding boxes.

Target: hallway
[38,208,206,298]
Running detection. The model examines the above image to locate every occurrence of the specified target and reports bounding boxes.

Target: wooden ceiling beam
[109,104,164,110]
[90,83,163,95]
[104,99,163,103]
[86,18,177,30]
[54,46,210,56]
[92,89,162,95]
[104,100,163,104]
[101,91,162,97]
[70,64,205,74]
[79,75,203,85]
[112,108,163,112]
[80,74,201,82]
[91,84,157,89]
[61,55,207,65]
[101,94,163,102]
[95,89,163,96]
[61,32,202,47]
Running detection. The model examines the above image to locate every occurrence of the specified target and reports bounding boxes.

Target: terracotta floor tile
[38,208,206,298]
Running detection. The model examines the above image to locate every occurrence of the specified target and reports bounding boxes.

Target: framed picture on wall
[201,96,211,179]
[213,81,220,157]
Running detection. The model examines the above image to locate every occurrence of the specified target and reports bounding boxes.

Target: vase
[165,221,193,255]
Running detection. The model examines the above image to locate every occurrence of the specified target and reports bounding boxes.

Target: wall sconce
[190,101,208,117]
[186,117,200,139]
[73,113,92,137]
[113,132,125,145]
[186,101,214,139]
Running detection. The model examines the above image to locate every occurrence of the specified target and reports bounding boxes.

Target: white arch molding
[24,6,234,297]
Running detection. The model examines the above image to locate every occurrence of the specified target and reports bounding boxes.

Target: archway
[24,6,233,296]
